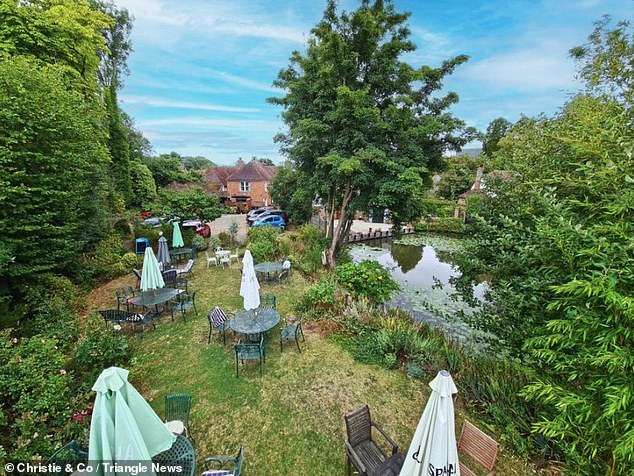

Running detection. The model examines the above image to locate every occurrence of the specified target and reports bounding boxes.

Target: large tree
[270,0,474,268]
[482,117,512,157]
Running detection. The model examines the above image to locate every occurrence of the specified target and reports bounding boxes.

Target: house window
[240,181,250,192]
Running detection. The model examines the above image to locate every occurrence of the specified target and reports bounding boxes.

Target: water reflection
[349,236,488,343]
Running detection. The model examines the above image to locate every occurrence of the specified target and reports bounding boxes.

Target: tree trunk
[325,185,353,270]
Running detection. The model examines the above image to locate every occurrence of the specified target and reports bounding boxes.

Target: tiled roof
[227,159,277,182]
[203,166,235,186]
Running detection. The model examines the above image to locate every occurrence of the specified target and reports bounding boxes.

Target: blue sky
[115,0,633,165]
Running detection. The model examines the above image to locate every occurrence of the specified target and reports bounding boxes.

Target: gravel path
[209,214,249,244]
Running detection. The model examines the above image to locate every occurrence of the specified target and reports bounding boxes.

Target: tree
[570,15,633,112]
[0,0,112,88]
[156,188,223,222]
[269,163,313,224]
[106,86,132,204]
[255,157,275,166]
[436,154,480,200]
[270,0,474,268]
[181,156,214,170]
[482,117,512,157]
[0,57,109,287]
[129,161,157,208]
[143,154,188,188]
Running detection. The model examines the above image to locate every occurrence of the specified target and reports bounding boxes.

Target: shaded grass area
[88,258,538,475]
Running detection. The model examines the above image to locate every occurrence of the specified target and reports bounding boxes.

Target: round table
[228,308,280,335]
[253,262,283,281]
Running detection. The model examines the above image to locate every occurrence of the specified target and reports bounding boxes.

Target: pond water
[349,233,488,344]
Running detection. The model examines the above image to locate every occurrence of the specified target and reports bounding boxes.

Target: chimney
[236,158,244,168]
[471,166,484,191]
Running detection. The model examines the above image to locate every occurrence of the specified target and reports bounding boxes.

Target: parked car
[140,216,163,228]
[247,209,287,226]
[251,215,287,230]
[181,219,211,238]
[247,206,273,217]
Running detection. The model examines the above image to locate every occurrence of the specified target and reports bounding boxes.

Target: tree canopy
[270,0,475,267]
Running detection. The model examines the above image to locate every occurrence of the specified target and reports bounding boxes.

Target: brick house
[203,159,277,211]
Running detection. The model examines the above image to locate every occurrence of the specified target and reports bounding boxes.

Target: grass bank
[87,258,538,475]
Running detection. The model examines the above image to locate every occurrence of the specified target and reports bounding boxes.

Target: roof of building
[203,166,235,186]
[227,159,276,182]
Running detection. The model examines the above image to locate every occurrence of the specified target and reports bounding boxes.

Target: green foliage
[181,156,214,170]
[106,86,132,204]
[143,154,189,188]
[191,234,206,251]
[75,234,128,287]
[72,313,130,389]
[269,0,476,263]
[335,260,400,304]
[120,252,140,271]
[413,217,465,234]
[129,161,157,207]
[0,332,74,461]
[570,15,633,111]
[0,0,112,87]
[436,155,480,200]
[247,226,286,263]
[156,188,223,222]
[458,93,634,473]
[270,163,313,225]
[228,220,239,244]
[482,117,513,157]
[284,224,329,275]
[217,232,232,249]
[297,276,337,315]
[0,56,109,284]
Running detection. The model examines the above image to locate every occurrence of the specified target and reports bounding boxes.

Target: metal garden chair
[280,316,305,353]
[234,335,265,377]
[152,434,195,476]
[115,286,135,311]
[164,393,193,441]
[47,440,88,475]
[208,307,232,345]
[171,291,197,321]
[202,445,244,476]
[260,293,276,309]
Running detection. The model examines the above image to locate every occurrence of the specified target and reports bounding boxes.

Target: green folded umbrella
[88,367,176,473]
[141,247,165,292]
[172,222,185,248]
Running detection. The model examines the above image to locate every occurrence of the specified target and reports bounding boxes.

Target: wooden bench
[458,420,499,476]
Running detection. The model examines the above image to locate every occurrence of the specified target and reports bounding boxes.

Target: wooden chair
[458,420,499,476]
[344,405,398,476]
[202,445,244,476]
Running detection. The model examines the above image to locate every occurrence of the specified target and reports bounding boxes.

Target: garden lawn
[89,257,538,475]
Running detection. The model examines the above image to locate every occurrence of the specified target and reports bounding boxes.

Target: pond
[349,233,488,344]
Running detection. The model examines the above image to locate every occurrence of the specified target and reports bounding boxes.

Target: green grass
[100,258,539,475]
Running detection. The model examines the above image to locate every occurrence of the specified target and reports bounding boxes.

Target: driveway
[209,214,249,244]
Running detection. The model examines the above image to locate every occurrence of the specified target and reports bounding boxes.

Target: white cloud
[139,117,278,130]
[462,45,579,91]
[121,95,261,112]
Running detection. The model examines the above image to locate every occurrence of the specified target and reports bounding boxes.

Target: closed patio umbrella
[172,222,184,248]
[141,247,165,292]
[240,249,260,311]
[399,370,460,476]
[88,367,176,474]
[157,233,170,267]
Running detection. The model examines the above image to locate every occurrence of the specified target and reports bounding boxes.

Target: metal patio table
[169,247,196,263]
[128,287,182,309]
[253,262,283,281]
[228,308,280,336]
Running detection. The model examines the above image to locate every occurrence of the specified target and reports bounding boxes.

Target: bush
[288,224,329,275]
[191,234,206,251]
[72,313,130,389]
[0,332,74,461]
[413,217,465,234]
[75,234,128,286]
[120,252,140,271]
[217,231,232,248]
[335,260,400,303]
[297,276,337,314]
[247,226,285,262]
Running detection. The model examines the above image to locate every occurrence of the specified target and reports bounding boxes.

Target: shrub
[72,313,130,389]
[75,234,128,286]
[288,224,329,275]
[247,226,284,262]
[217,231,232,248]
[413,217,465,234]
[297,276,337,314]
[0,332,74,461]
[120,252,140,271]
[191,234,206,251]
[335,260,400,303]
